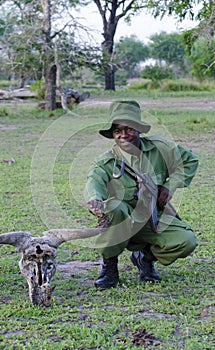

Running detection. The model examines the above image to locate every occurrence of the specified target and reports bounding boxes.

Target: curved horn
[42,227,105,247]
[0,232,32,251]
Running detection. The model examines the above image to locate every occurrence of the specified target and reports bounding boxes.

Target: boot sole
[94,281,119,289]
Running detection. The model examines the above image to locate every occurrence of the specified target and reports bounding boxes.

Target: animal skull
[20,242,57,307]
[0,227,104,307]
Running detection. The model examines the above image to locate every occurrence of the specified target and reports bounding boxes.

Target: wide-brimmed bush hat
[99,100,151,139]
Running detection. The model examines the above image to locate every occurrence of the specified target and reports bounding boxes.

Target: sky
[76,3,198,44]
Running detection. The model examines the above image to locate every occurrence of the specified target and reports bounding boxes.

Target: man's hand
[157,186,173,210]
[86,199,105,217]
[86,199,110,228]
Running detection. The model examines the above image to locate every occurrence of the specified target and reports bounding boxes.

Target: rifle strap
[113,144,140,182]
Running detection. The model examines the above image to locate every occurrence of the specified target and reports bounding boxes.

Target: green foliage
[114,35,149,79]
[0,106,8,116]
[115,69,128,86]
[126,78,215,92]
[0,0,100,93]
[30,79,45,99]
[181,4,215,81]
[0,80,17,89]
[0,4,44,82]
[127,78,159,90]
[147,0,213,22]
[141,65,174,84]
[183,28,199,55]
[149,32,185,66]
[160,79,211,92]
[147,32,192,78]
[189,38,215,81]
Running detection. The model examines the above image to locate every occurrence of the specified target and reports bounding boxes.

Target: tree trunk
[19,74,25,88]
[44,64,56,110]
[94,0,118,91]
[93,0,135,91]
[102,32,116,91]
[41,0,56,110]
[104,69,115,91]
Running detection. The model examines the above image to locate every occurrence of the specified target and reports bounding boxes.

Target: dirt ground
[141,98,215,110]
[84,98,215,110]
[1,96,215,111]
[57,259,102,281]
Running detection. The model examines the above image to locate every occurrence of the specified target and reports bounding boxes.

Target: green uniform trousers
[94,199,198,266]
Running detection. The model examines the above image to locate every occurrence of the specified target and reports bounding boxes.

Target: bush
[141,65,174,82]
[125,78,215,92]
[30,79,45,99]
[0,107,9,117]
[0,80,18,89]
[115,70,128,86]
[127,79,152,90]
[161,79,211,92]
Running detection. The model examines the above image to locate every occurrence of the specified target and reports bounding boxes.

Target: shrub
[161,79,211,92]
[30,79,45,99]
[127,79,151,90]
[141,65,174,83]
[0,107,8,117]
[0,80,18,89]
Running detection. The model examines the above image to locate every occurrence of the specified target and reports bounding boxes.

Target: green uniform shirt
[85,136,199,206]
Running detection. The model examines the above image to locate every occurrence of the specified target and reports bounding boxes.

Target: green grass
[0,93,214,349]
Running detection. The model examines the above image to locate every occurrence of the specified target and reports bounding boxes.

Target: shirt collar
[119,137,155,160]
[140,137,155,151]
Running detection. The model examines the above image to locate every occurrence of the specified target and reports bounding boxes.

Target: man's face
[112,123,141,155]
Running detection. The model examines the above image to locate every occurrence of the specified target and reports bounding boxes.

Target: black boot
[95,257,119,289]
[98,261,107,279]
[130,248,161,282]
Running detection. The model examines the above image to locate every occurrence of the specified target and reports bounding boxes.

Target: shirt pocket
[107,178,137,201]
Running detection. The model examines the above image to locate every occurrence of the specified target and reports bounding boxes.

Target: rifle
[113,156,180,232]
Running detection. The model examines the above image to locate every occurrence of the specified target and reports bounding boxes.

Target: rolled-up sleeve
[84,163,110,202]
[177,144,199,187]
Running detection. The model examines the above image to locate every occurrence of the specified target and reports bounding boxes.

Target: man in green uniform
[85,100,199,289]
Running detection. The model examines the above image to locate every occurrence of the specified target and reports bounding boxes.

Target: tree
[0,0,63,108]
[40,0,57,110]
[149,32,184,65]
[0,0,100,110]
[189,38,215,80]
[40,0,92,110]
[93,0,145,90]
[114,35,149,80]
[182,2,215,79]
[148,32,190,77]
[0,4,43,84]
[141,64,174,85]
[92,0,214,90]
